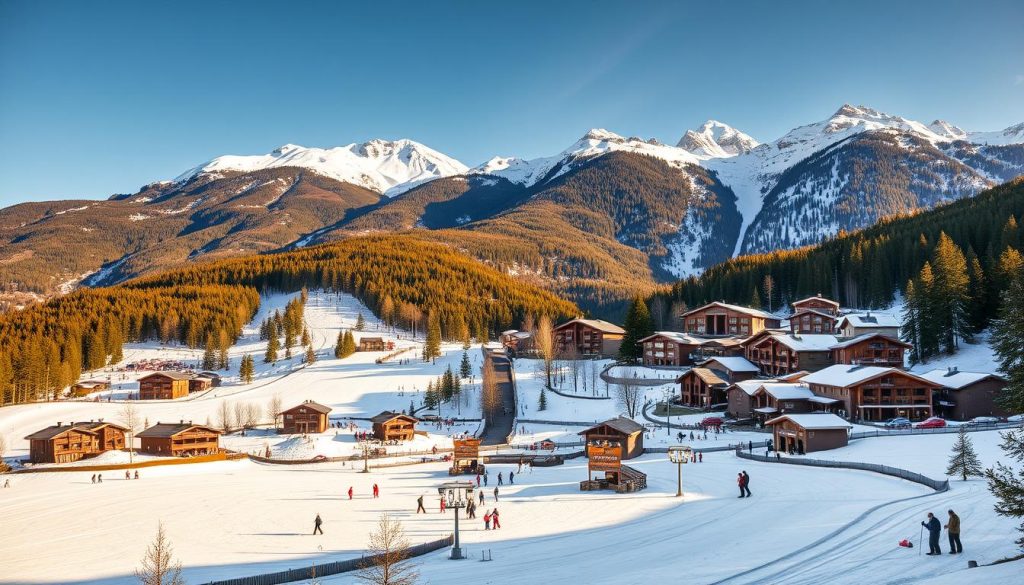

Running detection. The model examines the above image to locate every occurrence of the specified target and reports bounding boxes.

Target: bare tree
[535,315,555,388]
[244,403,261,429]
[0,433,8,472]
[649,295,668,330]
[568,346,582,393]
[234,402,247,431]
[356,513,419,585]
[616,381,643,419]
[763,274,776,312]
[120,402,141,466]
[135,521,185,585]
[267,394,283,430]
[218,400,233,432]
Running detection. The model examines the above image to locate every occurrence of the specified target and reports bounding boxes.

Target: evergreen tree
[423,313,441,362]
[619,297,653,362]
[424,380,439,410]
[107,323,124,365]
[901,279,922,364]
[538,386,548,411]
[334,331,345,359]
[946,426,984,481]
[264,333,279,363]
[916,262,941,360]
[993,270,1024,413]
[301,328,311,348]
[239,354,255,384]
[342,330,357,357]
[984,426,1024,548]
[459,351,472,379]
[355,312,366,331]
[202,335,218,371]
[440,367,456,402]
[217,329,230,370]
[304,345,317,365]
[930,232,972,352]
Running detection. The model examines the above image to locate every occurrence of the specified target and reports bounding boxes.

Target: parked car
[1007,414,1024,423]
[967,416,1000,426]
[883,417,912,429]
[700,416,724,427]
[914,417,947,429]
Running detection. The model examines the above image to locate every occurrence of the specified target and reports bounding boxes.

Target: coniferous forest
[0,235,576,406]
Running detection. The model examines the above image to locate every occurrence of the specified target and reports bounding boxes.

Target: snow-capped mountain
[175,139,467,196]
[677,120,759,158]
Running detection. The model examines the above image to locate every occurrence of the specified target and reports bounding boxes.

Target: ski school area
[0,291,1021,585]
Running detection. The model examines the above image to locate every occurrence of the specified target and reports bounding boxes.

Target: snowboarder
[498,472,503,485]
[313,514,323,535]
[348,486,353,500]
[484,511,491,530]
[945,510,962,554]
[491,508,501,529]
[737,473,745,498]
[742,471,751,497]
[493,486,499,502]
[922,512,942,555]
[373,483,379,498]
[509,471,515,484]
[416,495,426,513]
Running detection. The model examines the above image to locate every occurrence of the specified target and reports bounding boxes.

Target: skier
[348,486,354,500]
[509,471,515,484]
[748,440,753,453]
[737,473,745,498]
[945,509,962,554]
[484,511,491,530]
[373,483,379,498]
[416,495,426,514]
[493,486,499,502]
[498,472,503,485]
[742,471,752,497]
[491,508,501,529]
[922,512,942,555]
[313,513,323,535]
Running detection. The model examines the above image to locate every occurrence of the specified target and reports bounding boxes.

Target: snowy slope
[174,139,468,196]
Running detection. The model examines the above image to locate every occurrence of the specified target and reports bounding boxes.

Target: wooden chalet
[358,337,388,352]
[678,368,729,408]
[24,421,129,464]
[638,332,704,367]
[744,332,839,376]
[138,372,193,400]
[553,318,625,357]
[834,312,900,338]
[500,329,535,355]
[281,400,332,434]
[681,302,780,337]
[920,368,1010,421]
[198,372,223,387]
[450,437,484,475]
[371,411,419,442]
[71,379,110,396]
[801,365,942,421]
[137,422,221,457]
[699,357,760,382]
[750,382,840,421]
[690,336,746,362]
[829,333,909,369]
[189,375,214,393]
[765,413,852,453]
[791,294,841,316]
[579,417,647,493]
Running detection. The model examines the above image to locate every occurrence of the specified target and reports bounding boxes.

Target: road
[479,350,515,445]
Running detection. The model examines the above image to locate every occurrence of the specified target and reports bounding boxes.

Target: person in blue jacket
[922,512,942,555]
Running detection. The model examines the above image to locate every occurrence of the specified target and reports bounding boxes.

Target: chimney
[180,419,184,424]
[56,421,62,427]
[948,366,958,375]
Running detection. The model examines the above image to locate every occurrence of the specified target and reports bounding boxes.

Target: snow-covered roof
[639,331,704,344]
[555,318,625,335]
[768,333,840,352]
[791,295,840,308]
[682,301,778,321]
[285,401,333,415]
[800,365,936,388]
[580,416,645,436]
[501,329,519,336]
[765,413,852,430]
[918,369,1005,390]
[829,332,909,349]
[836,312,900,329]
[137,423,220,438]
[700,356,760,373]
[756,383,816,400]
[730,379,774,396]
[789,308,839,320]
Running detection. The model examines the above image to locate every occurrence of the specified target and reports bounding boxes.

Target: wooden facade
[801,366,941,421]
[830,334,909,369]
[500,330,535,354]
[789,310,839,335]
[281,400,332,434]
[681,302,780,338]
[358,337,388,352]
[766,414,851,453]
[835,313,900,339]
[188,376,213,393]
[677,368,728,407]
[790,295,840,316]
[639,332,702,367]
[371,412,418,442]
[71,380,110,396]
[554,319,625,357]
[24,421,129,464]
[921,369,1010,421]
[744,333,837,376]
[579,418,647,492]
[579,417,645,460]
[450,437,484,475]
[137,423,221,457]
[138,372,193,400]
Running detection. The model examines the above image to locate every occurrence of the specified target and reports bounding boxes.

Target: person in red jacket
[491,508,501,529]
[372,483,379,498]
[483,511,491,530]
[348,486,353,500]
[737,473,745,498]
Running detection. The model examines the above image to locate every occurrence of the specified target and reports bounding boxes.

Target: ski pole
[918,525,923,556]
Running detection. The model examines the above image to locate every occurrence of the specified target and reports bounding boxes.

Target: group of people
[736,471,752,498]
[921,510,963,555]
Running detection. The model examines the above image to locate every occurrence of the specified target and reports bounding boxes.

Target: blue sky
[1,0,1022,204]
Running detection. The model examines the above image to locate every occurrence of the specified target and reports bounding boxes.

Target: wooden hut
[579,417,644,460]
[138,372,193,400]
[553,318,625,357]
[680,302,780,337]
[677,367,728,408]
[371,412,419,442]
[358,337,388,352]
[71,380,110,396]
[24,423,98,464]
[579,417,646,492]
[137,422,221,457]
[765,413,852,453]
[638,332,703,367]
[188,375,214,393]
[450,437,485,475]
[281,400,332,434]
[198,372,223,387]
[830,334,909,369]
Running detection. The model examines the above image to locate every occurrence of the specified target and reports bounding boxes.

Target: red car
[700,416,724,427]
[914,417,947,429]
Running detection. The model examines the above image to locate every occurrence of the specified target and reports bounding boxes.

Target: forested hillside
[0,235,577,406]
[659,177,1024,332]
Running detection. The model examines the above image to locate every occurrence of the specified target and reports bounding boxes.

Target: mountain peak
[677,120,759,158]
[927,120,967,140]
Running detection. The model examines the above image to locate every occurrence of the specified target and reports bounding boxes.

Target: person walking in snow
[134,470,139,479]
[737,473,745,498]
[741,471,752,497]
[347,486,353,500]
[484,472,488,486]
[698,452,703,463]
[3,478,10,488]
[125,470,131,480]
[373,483,379,498]
[497,472,503,485]
[945,510,962,554]
[476,473,481,487]
[509,471,515,484]
[479,491,485,505]
[313,514,323,535]
[416,495,426,514]
[91,474,96,484]
[493,486,499,502]
[491,508,501,529]
[748,440,753,453]
[922,512,942,555]
[483,511,491,530]
[467,500,476,519]
[97,474,103,483]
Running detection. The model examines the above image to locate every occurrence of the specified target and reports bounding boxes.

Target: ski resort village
[1,286,1023,585]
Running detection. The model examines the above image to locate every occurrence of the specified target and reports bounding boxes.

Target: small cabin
[450,437,485,475]
[677,367,729,408]
[281,400,332,434]
[553,318,626,358]
[790,294,841,316]
[371,411,419,442]
[188,375,214,393]
[834,312,900,339]
[500,330,535,355]
[137,422,221,457]
[699,356,760,383]
[766,413,852,453]
[24,424,97,464]
[579,417,647,493]
[579,417,645,460]
[198,372,223,387]
[358,337,388,352]
[138,372,193,400]
[71,380,110,396]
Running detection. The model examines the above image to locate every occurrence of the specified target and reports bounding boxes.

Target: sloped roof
[137,423,220,438]
[685,367,728,387]
[73,421,129,432]
[580,416,644,436]
[755,383,816,400]
[285,400,332,415]
[360,337,385,343]
[800,365,939,388]
[829,333,911,350]
[139,371,195,381]
[918,369,1005,390]
[700,356,760,373]
[730,379,775,396]
[836,312,900,329]
[681,301,778,320]
[638,331,705,344]
[555,318,625,335]
[765,413,852,430]
[370,411,418,424]
[790,308,840,320]
[791,295,840,308]
[763,333,840,352]
[24,424,98,441]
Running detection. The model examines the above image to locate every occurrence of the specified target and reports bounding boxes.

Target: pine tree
[984,426,1024,548]
[305,345,317,365]
[993,270,1024,413]
[441,367,455,402]
[335,331,345,359]
[239,354,255,384]
[342,330,357,358]
[538,386,548,411]
[459,351,472,379]
[202,335,218,370]
[217,329,230,370]
[423,313,441,363]
[946,426,984,481]
[107,324,124,365]
[301,328,311,348]
[424,380,439,410]
[264,333,279,363]
[355,312,366,331]
[930,233,972,352]
[619,297,653,361]
[901,279,922,364]
[916,262,941,360]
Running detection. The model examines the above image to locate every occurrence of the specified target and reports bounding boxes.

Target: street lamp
[662,387,673,437]
[667,445,693,497]
[438,481,474,560]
